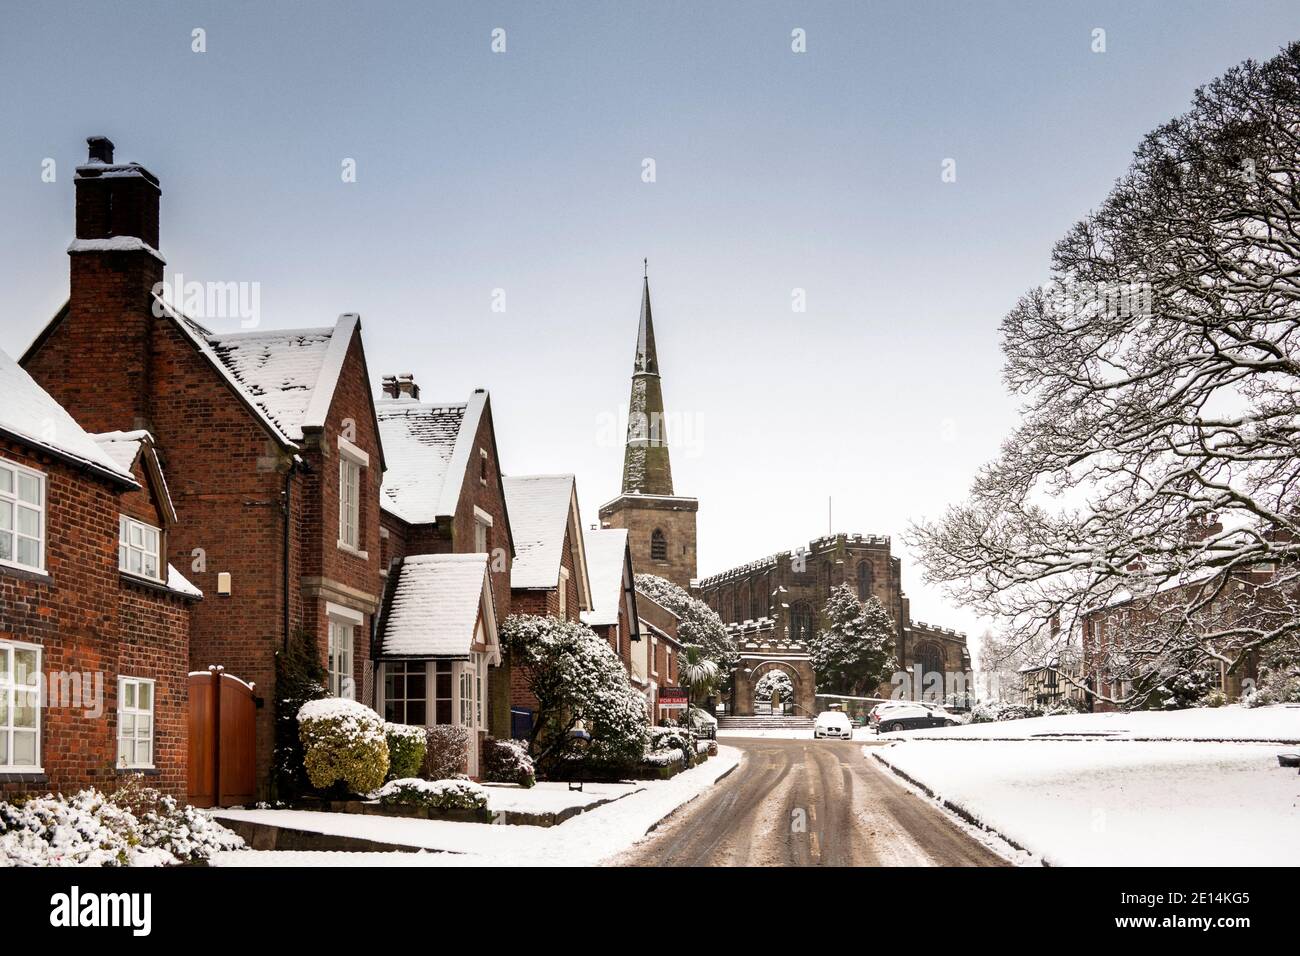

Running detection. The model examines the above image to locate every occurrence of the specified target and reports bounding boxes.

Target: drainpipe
[282,459,299,651]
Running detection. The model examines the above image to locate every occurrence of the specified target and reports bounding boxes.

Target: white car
[813,710,854,740]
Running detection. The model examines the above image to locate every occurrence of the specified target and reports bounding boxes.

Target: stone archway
[730,643,817,717]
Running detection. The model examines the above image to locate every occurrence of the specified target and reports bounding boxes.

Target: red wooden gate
[188,666,257,807]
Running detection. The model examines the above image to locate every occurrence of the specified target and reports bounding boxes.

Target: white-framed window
[0,641,41,771]
[383,660,427,725]
[475,656,484,728]
[0,460,45,573]
[473,506,493,554]
[339,457,360,549]
[558,567,569,616]
[327,603,362,699]
[117,677,154,769]
[459,668,473,726]
[118,515,162,581]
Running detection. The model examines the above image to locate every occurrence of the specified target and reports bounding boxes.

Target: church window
[857,562,873,601]
[651,528,667,561]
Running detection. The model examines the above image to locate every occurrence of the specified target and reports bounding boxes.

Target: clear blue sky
[3,2,1298,653]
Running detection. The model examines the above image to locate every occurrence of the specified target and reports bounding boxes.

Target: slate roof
[379,553,493,658]
[503,475,577,590]
[375,392,483,524]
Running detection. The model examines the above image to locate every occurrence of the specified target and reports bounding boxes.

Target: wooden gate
[188,666,257,808]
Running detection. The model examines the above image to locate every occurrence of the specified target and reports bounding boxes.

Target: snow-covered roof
[153,296,362,449]
[582,527,629,627]
[92,430,151,473]
[503,475,578,590]
[377,391,485,524]
[0,347,136,484]
[166,564,203,598]
[379,553,495,659]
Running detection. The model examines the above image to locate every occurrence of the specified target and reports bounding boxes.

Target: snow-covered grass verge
[884,703,1300,743]
[480,781,641,814]
[211,746,740,866]
[874,739,1300,866]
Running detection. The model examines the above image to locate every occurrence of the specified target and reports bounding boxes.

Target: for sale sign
[659,687,688,709]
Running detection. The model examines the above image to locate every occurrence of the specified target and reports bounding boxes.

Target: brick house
[374,375,516,740]
[1,348,198,799]
[634,587,682,724]
[502,474,593,736]
[20,137,387,799]
[581,526,642,676]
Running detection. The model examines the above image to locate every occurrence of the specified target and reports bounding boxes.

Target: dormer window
[0,460,45,573]
[119,515,161,581]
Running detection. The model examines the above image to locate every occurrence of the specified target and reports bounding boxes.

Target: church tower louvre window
[857,561,873,601]
[651,528,667,560]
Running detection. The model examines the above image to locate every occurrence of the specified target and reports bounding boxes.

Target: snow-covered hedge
[969,701,1044,724]
[482,737,535,788]
[423,724,470,780]
[297,698,389,795]
[648,726,696,766]
[374,778,488,812]
[0,782,243,867]
[642,750,685,767]
[385,723,427,781]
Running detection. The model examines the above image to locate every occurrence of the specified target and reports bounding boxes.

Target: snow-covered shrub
[635,574,737,672]
[642,749,685,768]
[385,723,427,781]
[482,737,535,788]
[0,781,243,867]
[423,724,470,780]
[503,614,650,776]
[1043,698,1088,717]
[374,778,488,812]
[754,670,794,702]
[969,701,1043,723]
[297,698,389,795]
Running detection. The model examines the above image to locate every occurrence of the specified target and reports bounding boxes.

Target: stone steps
[717,716,815,729]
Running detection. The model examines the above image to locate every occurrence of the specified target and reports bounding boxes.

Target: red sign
[658,687,688,709]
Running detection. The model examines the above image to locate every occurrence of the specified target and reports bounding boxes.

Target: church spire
[621,268,674,495]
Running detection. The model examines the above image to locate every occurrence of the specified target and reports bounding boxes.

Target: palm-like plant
[679,644,721,705]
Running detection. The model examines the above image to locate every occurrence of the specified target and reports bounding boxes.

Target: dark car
[874,704,959,734]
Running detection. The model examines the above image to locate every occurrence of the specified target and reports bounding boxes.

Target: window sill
[0,561,49,582]
[336,541,369,560]
[0,771,47,784]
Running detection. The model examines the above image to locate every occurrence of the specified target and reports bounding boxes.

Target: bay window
[0,460,45,573]
[0,641,41,771]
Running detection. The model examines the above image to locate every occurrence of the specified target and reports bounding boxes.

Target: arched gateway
[727,620,817,717]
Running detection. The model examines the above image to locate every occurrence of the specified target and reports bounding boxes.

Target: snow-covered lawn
[875,738,1300,866]
[717,727,880,741]
[480,780,641,814]
[211,746,740,867]
[885,703,1300,743]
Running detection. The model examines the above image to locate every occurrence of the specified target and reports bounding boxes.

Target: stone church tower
[599,271,698,589]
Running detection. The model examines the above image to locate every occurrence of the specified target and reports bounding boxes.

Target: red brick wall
[0,439,191,799]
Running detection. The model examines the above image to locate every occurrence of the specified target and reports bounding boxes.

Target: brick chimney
[381,373,420,400]
[23,137,165,434]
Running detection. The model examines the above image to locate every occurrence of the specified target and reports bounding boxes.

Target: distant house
[634,587,683,724]
[21,138,387,799]
[581,527,642,675]
[374,553,500,776]
[502,475,593,737]
[0,348,198,798]
[375,375,515,740]
[1018,659,1088,710]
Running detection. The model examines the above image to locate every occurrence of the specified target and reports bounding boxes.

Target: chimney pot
[382,374,419,400]
[87,136,115,164]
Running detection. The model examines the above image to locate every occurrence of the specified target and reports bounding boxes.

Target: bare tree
[911,43,1300,707]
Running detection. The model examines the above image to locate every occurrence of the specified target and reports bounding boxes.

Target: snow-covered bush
[503,614,650,775]
[423,724,470,780]
[374,778,488,812]
[482,737,535,788]
[273,629,328,802]
[642,749,685,768]
[0,781,243,867]
[635,574,737,673]
[754,670,793,701]
[297,698,389,795]
[1043,698,1088,717]
[385,723,427,781]
[969,701,1043,723]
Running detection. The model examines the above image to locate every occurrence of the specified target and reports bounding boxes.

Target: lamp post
[567,716,591,792]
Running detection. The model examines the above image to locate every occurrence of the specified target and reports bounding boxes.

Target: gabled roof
[582,527,631,627]
[502,475,592,607]
[92,430,178,525]
[378,553,498,662]
[143,298,368,452]
[0,347,136,486]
